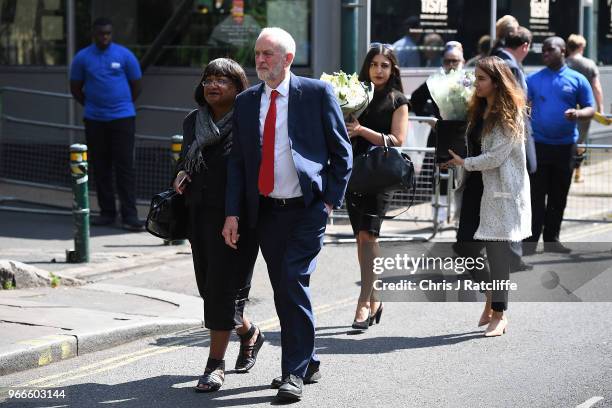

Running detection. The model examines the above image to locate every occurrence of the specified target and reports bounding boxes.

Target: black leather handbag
[435,120,467,163]
[145,189,188,240]
[347,134,415,196]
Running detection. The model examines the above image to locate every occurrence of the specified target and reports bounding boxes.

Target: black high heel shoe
[369,303,383,326]
[351,310,371,331]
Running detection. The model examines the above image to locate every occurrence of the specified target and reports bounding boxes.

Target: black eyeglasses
[370,42,393,50]
[202,78,232,87]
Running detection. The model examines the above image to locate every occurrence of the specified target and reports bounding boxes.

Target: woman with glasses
[173,58,263,392]
[345,44,409,331]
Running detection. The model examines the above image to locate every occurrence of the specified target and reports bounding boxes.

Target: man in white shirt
[222,27,352,401]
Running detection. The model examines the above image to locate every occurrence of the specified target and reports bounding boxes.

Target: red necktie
[258,90,279,196]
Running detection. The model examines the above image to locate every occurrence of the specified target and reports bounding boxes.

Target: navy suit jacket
[492,49,538,174]
[226,73,353,227]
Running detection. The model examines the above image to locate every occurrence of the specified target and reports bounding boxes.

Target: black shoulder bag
[347,133,416,197]
[145,189,188,241]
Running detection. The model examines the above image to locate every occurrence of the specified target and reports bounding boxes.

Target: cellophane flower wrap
[320,71,374,119]
[426,69,475,120]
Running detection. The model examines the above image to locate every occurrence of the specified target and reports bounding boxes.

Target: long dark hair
[358,45,403,93]
[194,58,249,107]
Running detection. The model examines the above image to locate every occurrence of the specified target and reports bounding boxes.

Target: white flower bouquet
[426,69,475,121]
[320,71,374,119]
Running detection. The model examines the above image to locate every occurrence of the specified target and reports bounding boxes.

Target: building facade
[0,0,610,201]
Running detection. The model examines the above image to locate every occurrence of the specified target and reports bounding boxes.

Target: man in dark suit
[491,26,536,174]
[491,26,536,272]
[222,27,352,401]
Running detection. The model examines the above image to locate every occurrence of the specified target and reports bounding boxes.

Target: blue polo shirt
[70,43,142,121]
[527,65,594,145]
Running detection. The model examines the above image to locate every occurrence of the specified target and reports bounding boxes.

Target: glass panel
[597,0,612,65]
[0,0,67,66]
[83,0,310,68]
[370,0,491,69]
[498,0,581,65]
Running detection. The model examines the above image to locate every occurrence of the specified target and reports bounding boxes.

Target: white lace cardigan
[455,120,532,242]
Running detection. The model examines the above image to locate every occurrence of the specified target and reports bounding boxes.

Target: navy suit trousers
[257,198,327,377]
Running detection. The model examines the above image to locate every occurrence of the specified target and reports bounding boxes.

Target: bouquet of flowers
[426,69,475,120]
[320,71,374,119]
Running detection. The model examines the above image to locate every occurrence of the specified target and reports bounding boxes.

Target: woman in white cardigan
[444,56,531,337]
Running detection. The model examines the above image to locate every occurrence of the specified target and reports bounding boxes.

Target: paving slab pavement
[0,282,203,376]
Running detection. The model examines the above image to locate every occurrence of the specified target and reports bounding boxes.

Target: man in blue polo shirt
[524,36,595,254]
[70,17,143,231]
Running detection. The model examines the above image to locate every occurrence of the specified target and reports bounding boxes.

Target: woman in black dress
[172,58,262,392]
[345,44,410,330]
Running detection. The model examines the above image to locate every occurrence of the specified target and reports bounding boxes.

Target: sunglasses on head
[370,42,393,50]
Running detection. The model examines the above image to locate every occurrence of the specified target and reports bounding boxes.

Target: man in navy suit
[222,27,352,401]
[491,26,536,272]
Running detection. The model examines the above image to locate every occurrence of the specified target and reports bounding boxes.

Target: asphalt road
[1,224,611,407]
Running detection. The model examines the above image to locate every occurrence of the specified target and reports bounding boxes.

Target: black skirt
[346,191,392,237]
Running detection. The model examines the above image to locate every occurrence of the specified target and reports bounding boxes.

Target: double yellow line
[14,296,355,389]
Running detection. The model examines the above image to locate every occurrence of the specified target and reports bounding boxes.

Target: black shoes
[369,303,383,326]
[275,374,303,401]
[522,243,537,256]
[544,242,572,254]
[121,218,145,232]
[351,308,371,331]
[235,324,265,372]
[91,214,115,226]
[271,362,320,389]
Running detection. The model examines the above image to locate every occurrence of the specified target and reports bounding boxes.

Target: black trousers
[187,192,258,331]
[525,143,576,243]
[455,172,510,312]
[84,117,138,221]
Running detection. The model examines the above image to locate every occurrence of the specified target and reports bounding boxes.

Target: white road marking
[576,396,604,408]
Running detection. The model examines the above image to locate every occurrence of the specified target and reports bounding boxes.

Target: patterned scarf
[183,105,233,174]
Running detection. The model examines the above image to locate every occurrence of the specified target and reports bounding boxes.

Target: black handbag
[347,134,416,196]
[435,120,467,163]
[145,189,188,240]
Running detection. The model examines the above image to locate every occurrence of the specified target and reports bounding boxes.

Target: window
[498,0,580,66]
[0,0,67,66]
[0,0,311,67]
[370,0,491,69]
[86,0,311,67]
[597,0,612,65]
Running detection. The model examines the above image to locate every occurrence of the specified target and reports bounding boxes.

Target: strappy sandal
[235,324,265,372]
[194,358,225,393]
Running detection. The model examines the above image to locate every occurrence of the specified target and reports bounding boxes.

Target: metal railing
[564,144,612,223]
[0,86,191,211]
[327,116,449,242]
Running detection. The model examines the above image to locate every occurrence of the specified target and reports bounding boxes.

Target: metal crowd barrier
[0,86,191,214]
[327,116,449,242]
[564,144,612,223]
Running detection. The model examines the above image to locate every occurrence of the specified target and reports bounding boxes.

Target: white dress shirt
[259,74,303,199]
